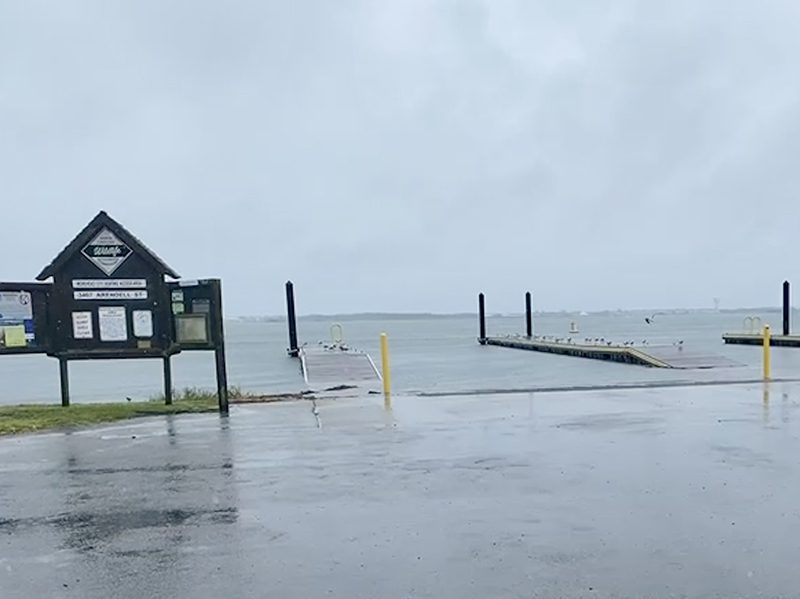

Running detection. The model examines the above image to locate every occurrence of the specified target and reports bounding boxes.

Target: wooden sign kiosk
[1,211,229,413]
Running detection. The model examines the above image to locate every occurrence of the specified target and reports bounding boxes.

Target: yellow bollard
[763,324,771,380]
[380,332,391,397]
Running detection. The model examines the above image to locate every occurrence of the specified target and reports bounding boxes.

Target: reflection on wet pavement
[1,383,800,598]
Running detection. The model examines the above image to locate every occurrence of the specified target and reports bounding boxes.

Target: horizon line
[231,306,790,320]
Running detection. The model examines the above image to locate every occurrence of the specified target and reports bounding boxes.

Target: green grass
[0,388,219,436]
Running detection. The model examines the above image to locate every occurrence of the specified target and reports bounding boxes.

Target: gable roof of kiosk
[36,211,180,281]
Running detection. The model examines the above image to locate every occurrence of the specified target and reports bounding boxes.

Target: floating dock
[284,281,383,387]
[485,337,739,369]
[722,333,800,347]
[299,347,381,386]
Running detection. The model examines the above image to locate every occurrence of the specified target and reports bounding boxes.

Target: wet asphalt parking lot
[1,382,799,598]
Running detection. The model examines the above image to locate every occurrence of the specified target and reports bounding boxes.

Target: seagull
[645,312,667,325]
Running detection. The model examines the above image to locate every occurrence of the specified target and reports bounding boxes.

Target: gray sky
[2,1,799,315]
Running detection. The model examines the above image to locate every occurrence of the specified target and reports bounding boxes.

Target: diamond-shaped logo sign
[81,228,133,276]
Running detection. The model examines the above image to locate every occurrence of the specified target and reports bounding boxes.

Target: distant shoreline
[232,307,788,322]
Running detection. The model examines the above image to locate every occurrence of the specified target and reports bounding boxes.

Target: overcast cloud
[2,1,799,315]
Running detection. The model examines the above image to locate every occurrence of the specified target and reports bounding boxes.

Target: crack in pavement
[310,398,322,429]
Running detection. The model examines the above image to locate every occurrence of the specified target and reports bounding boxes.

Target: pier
[478,291,738,369]
[723,280,799,347]
[723,333,800,347]
[485,336,738,369]
[285,281,383,388]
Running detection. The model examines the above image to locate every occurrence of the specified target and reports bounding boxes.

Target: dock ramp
[300,347,381,386]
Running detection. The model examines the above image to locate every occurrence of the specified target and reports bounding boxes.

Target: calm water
[1,309,798,405]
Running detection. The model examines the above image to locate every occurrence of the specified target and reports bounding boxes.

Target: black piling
[783,280,791,336]
[525,292,533,337]
[478,293,487,345]
[285,280,299,357]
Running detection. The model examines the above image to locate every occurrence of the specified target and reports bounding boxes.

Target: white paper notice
[71,312,93,339]
[132,310,153,338]
[98,307,128,342]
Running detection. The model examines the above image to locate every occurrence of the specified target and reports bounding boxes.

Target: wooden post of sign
[211,280,229,415]
[163,356,173,405]
[58,358,70,407]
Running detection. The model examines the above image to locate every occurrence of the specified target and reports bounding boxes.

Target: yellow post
[763,324,771,380]
[380,332,391,397]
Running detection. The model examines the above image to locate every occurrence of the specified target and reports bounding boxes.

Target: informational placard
[98,306,128,342]
[0,290,35,349]
[192,299,211,314]
[132,310,153,338]
[71,312,93,339]
[0,291,32,321]
[74,290,148,300]
[175,313,209,344]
